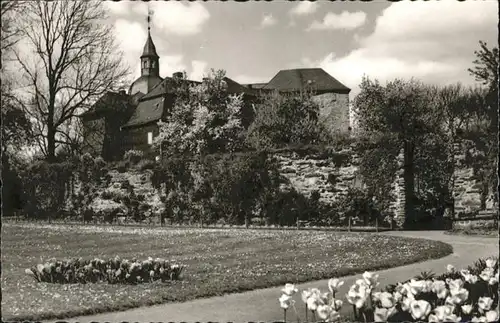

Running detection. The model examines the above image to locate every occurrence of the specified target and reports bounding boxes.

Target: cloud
[108,1,210,36]
[103,1,131,16]
[233,75,269,85]
[310,0,497,97]
[160,55,187,79]
[289,1,318,16]
[307,11,367,31]
[260,13,277,28]
[189,60,208,81]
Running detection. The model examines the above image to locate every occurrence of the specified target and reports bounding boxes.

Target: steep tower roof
[141,31,159,59]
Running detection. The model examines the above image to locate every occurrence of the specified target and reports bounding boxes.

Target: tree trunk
[403,140,416,228]
[47,125,56,162]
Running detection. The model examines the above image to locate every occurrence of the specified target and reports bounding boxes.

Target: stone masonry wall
[453,142,497,217]
[275,146,405,225]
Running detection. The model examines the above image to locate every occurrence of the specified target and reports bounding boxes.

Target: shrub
[124,150,144,165]
[137,159,155,171]
[116,160,129,173]
[25,256,185,285]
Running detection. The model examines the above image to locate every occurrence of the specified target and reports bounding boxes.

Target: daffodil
[362,271,379,288]
[409,279,427,295]
[307,294,322,311]
[301,289,313,303]
[485,310,499,322]
[470,316,487,322]
[447,278,464,290]
[330,298,343,311]
[429,305,453,322]
[374,306,397,322]
[328,278,344,294]
[478,296,493,313]
[447,264,455,273]
[281,283,298,296]
[409,299,431,320]
[279,294,295,309]
[317,304,333,320]
[431,280,448,299]
[461,304,473,315]
[346,283,368,309]
[449,287,468,304]
[479,267,494,282]
[378,292,395,309]
[485,258,497,269]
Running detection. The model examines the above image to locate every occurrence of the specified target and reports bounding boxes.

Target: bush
[25,256,185,285]
[137,159,155,171]
[124,150,144,165]
[116,160,129,173]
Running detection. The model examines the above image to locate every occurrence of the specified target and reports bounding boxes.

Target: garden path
[50,231,498,323]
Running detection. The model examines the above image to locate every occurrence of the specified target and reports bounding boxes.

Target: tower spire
[147,7,153,33]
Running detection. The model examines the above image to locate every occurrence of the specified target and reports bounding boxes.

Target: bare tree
[1,0,25,64]
[14,0,129,161]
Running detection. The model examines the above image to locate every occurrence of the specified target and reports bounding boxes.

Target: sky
[105,0,498,98]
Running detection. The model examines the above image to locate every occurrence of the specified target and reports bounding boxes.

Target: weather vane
[147,7,154,32]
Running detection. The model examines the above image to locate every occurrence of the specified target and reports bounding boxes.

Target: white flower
[447,278,464,290]
[430,305,453,322]
[393,291,404,302]
[480,268,494,282]
[282,283,298,296]
[346,283,368,309]
[401,296,414,312]
[431,280,448,299]
[362,271,379,287]
[409,299,432,320]
[307,294,322,311]
[301,289,313,303]
[485,310,499,322]
[463,274,479,284]
[409,279,427,295]
[378,292,395,309]
[488,275,498,285]
[478,296,493,313]
[328,278,344,293]
[461,304,473,315]
[449,287,469,305]
[395,282,411,296]
[485,258,497,269]
[447,264,455,273]
[374,306,397,322]
[279,294,295,309]
[317,304,333,320]
[470,316,487,323]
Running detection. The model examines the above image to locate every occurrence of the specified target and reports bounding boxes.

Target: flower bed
[278,257,499,322]
[25,257,185,284]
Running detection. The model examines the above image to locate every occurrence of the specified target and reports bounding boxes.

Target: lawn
[1,223,453,321]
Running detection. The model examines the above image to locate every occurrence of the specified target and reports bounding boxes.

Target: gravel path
[47,231,498,323]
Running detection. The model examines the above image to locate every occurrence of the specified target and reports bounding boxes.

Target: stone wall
[274,145,405,225]
[312,92,350,136]
[453,142,497,217]
[452,217,497,230]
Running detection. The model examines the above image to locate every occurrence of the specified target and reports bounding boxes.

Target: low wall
[452,216,497,230]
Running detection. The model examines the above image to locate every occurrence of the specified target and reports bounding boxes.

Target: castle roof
[262,68,350,93]
[80,91,132,118]
[122,76,257,128]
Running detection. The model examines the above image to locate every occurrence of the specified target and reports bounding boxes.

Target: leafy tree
[354,77,440,228]
[245,91,328,150]
[13,0,129,161]
[153,69,245,158]
[468,40,499,90]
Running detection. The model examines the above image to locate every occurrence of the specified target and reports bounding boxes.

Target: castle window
[147,132,153,145]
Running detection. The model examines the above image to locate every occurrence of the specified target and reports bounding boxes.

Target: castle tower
[129,10,163,95]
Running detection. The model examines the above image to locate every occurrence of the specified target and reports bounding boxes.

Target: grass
[1,223,453,321]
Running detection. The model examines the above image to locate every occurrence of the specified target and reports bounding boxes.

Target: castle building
[80,21,351,161]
